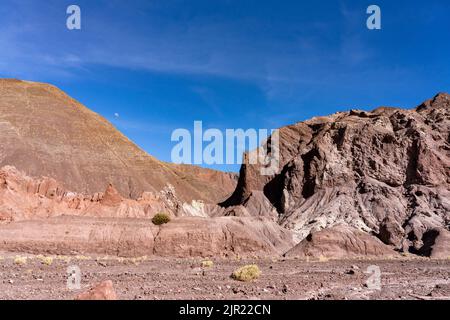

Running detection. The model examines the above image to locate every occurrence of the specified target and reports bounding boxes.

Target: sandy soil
[0,252,449,300]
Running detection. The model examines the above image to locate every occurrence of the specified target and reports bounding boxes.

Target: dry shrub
[14,256,27,265]
[40,256,53,266]
[201,260,214,268]
[231,264,261,282]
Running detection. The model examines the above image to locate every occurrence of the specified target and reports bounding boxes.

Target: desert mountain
[0,79,236,202]
[222,93,450,257]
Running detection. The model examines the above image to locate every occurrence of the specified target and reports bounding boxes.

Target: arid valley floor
[0,253,449,300]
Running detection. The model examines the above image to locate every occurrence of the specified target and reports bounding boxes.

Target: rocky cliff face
[0,165,169,222]
[0,79,236,202]
[222,93,449,256]
[0,165,229,222]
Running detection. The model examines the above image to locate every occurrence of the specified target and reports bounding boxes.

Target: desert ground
[0,252,449,300]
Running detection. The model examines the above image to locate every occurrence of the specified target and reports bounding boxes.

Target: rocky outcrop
[0,165,227,222]
[0,166,171,222]
[285,225,397,259]
[0,216,294,258]
[378,217,407,250]
[413,227,450,259]
[101,184,123,207]
[0,79,236,202]
[222,93,450,255]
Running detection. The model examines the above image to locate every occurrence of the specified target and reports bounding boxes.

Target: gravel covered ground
[0,252,449,300]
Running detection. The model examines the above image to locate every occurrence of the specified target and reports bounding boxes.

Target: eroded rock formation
[0,165,174,222]
[0,166,293,257]
[285,225,397,259]
[222,93,450,257]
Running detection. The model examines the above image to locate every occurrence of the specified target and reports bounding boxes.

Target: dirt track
[0,252,449,300]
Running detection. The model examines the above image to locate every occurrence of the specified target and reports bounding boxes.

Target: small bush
[231,264,261,282]
[14,256,27,265]
[201,260,214,268]
[152,213,171,225]
[40,256,53,266]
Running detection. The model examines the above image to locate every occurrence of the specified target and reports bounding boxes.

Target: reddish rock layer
[0,216,294,258]
[285,225,397,259]
[222,93,450,257]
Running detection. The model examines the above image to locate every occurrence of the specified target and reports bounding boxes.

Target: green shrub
[231,264,261,282]
[152,213,171,225]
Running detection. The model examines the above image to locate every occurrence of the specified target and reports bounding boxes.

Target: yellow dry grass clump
[40,256,54,266]
[201,260,214,268]
[14,256,27,265]
[231,264,261,282]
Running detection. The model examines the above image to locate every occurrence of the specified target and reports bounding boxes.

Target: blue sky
[1,0,449,172]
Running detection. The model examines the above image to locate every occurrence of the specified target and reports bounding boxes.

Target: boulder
[378,217,405,249]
